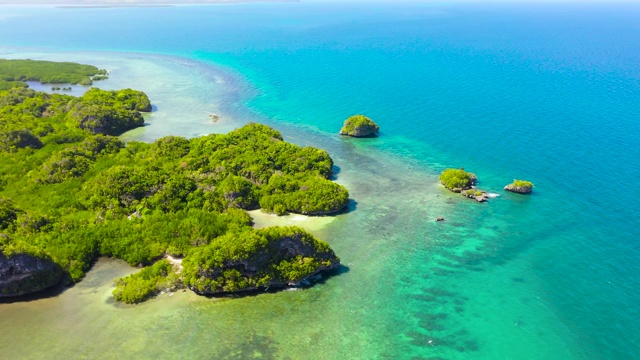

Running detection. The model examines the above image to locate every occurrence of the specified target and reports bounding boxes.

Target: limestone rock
[0,251,63,298]
[462,189,489,202]
[340,114,379,137]
[184,227,340,295]
[504,180,533,194]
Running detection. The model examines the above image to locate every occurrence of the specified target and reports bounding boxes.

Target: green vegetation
[0,79,347,302]
[511,180,533,188]
[439,168,477,192]
[339,114,379,137]
[463,189,483,197]
[182,226,338,294]
[0,87,149,141]
[112,259,180,304]
[505,179,534,194]
[0,198,19,229]
[0,59,106,88]
[0,80,28,91]
[92,75,109,81]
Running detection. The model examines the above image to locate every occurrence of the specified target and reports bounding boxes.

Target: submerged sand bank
[0,47,256,141]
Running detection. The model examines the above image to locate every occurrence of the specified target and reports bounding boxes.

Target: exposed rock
[461,189,489,202]
[0,251,63,297]
[436,217,445,222]
[184,227,339,295]
[504,182,533,194]
[340,114,379,137]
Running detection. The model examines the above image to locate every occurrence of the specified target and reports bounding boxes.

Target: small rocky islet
[439,169,533,201]
[438,168,489,202]
[504,180,534,194]
[339,114,380,137]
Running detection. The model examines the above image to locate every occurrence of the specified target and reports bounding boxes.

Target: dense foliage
[0,87,150,143]
[0,83,347,301]
[511,180,533,188]
[112,259,180,304]
[439,168,477,192]
[0,198,19,230]
[182,226,338,294]
[0,59,106,88]
[340,114,379,137]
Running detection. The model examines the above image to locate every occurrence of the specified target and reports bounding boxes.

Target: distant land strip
[0,0,299,5]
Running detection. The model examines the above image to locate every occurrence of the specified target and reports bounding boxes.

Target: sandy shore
[165,255,183,273]
[248,209,337,233]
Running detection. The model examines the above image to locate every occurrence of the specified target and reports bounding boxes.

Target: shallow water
[1,3,639,359]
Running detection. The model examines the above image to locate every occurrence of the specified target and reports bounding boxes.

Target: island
[504,179,534,194]
[439,168,477,192]
[0,59,108,90]
[439,168,488,202]
[0,60,348,302]
[339,114,379,137]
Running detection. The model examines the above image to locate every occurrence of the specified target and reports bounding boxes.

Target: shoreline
[0,45,463,232]
[0,46,454,194]
[0,4,632,356]
[0,47,476,183]
[248,209,337,233]
[0,0,300,6]
[0,47,257,139]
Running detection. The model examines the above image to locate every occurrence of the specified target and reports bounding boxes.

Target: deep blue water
[1,2,639,359]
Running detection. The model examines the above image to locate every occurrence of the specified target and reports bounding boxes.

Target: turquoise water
[1,2,640,359]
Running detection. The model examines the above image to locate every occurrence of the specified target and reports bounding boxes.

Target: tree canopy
[0,59,107,88]
[439,168,477,192]
[0,82,347,302]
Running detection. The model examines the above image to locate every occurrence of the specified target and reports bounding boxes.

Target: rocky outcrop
[462,189,489,202]
[504,182,533,194]
[0,251,63,297]
[340,115,380,137]
[183,227,340,295]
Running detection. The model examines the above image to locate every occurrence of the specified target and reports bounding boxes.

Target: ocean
[0,2,639,359]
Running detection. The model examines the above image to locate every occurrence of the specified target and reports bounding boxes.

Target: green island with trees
[0,59,108,90]
[439,168,490,202]
[339,114,380,137]
[439,168,477,192]
[504,179,534,194]
[0,63,347,303]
